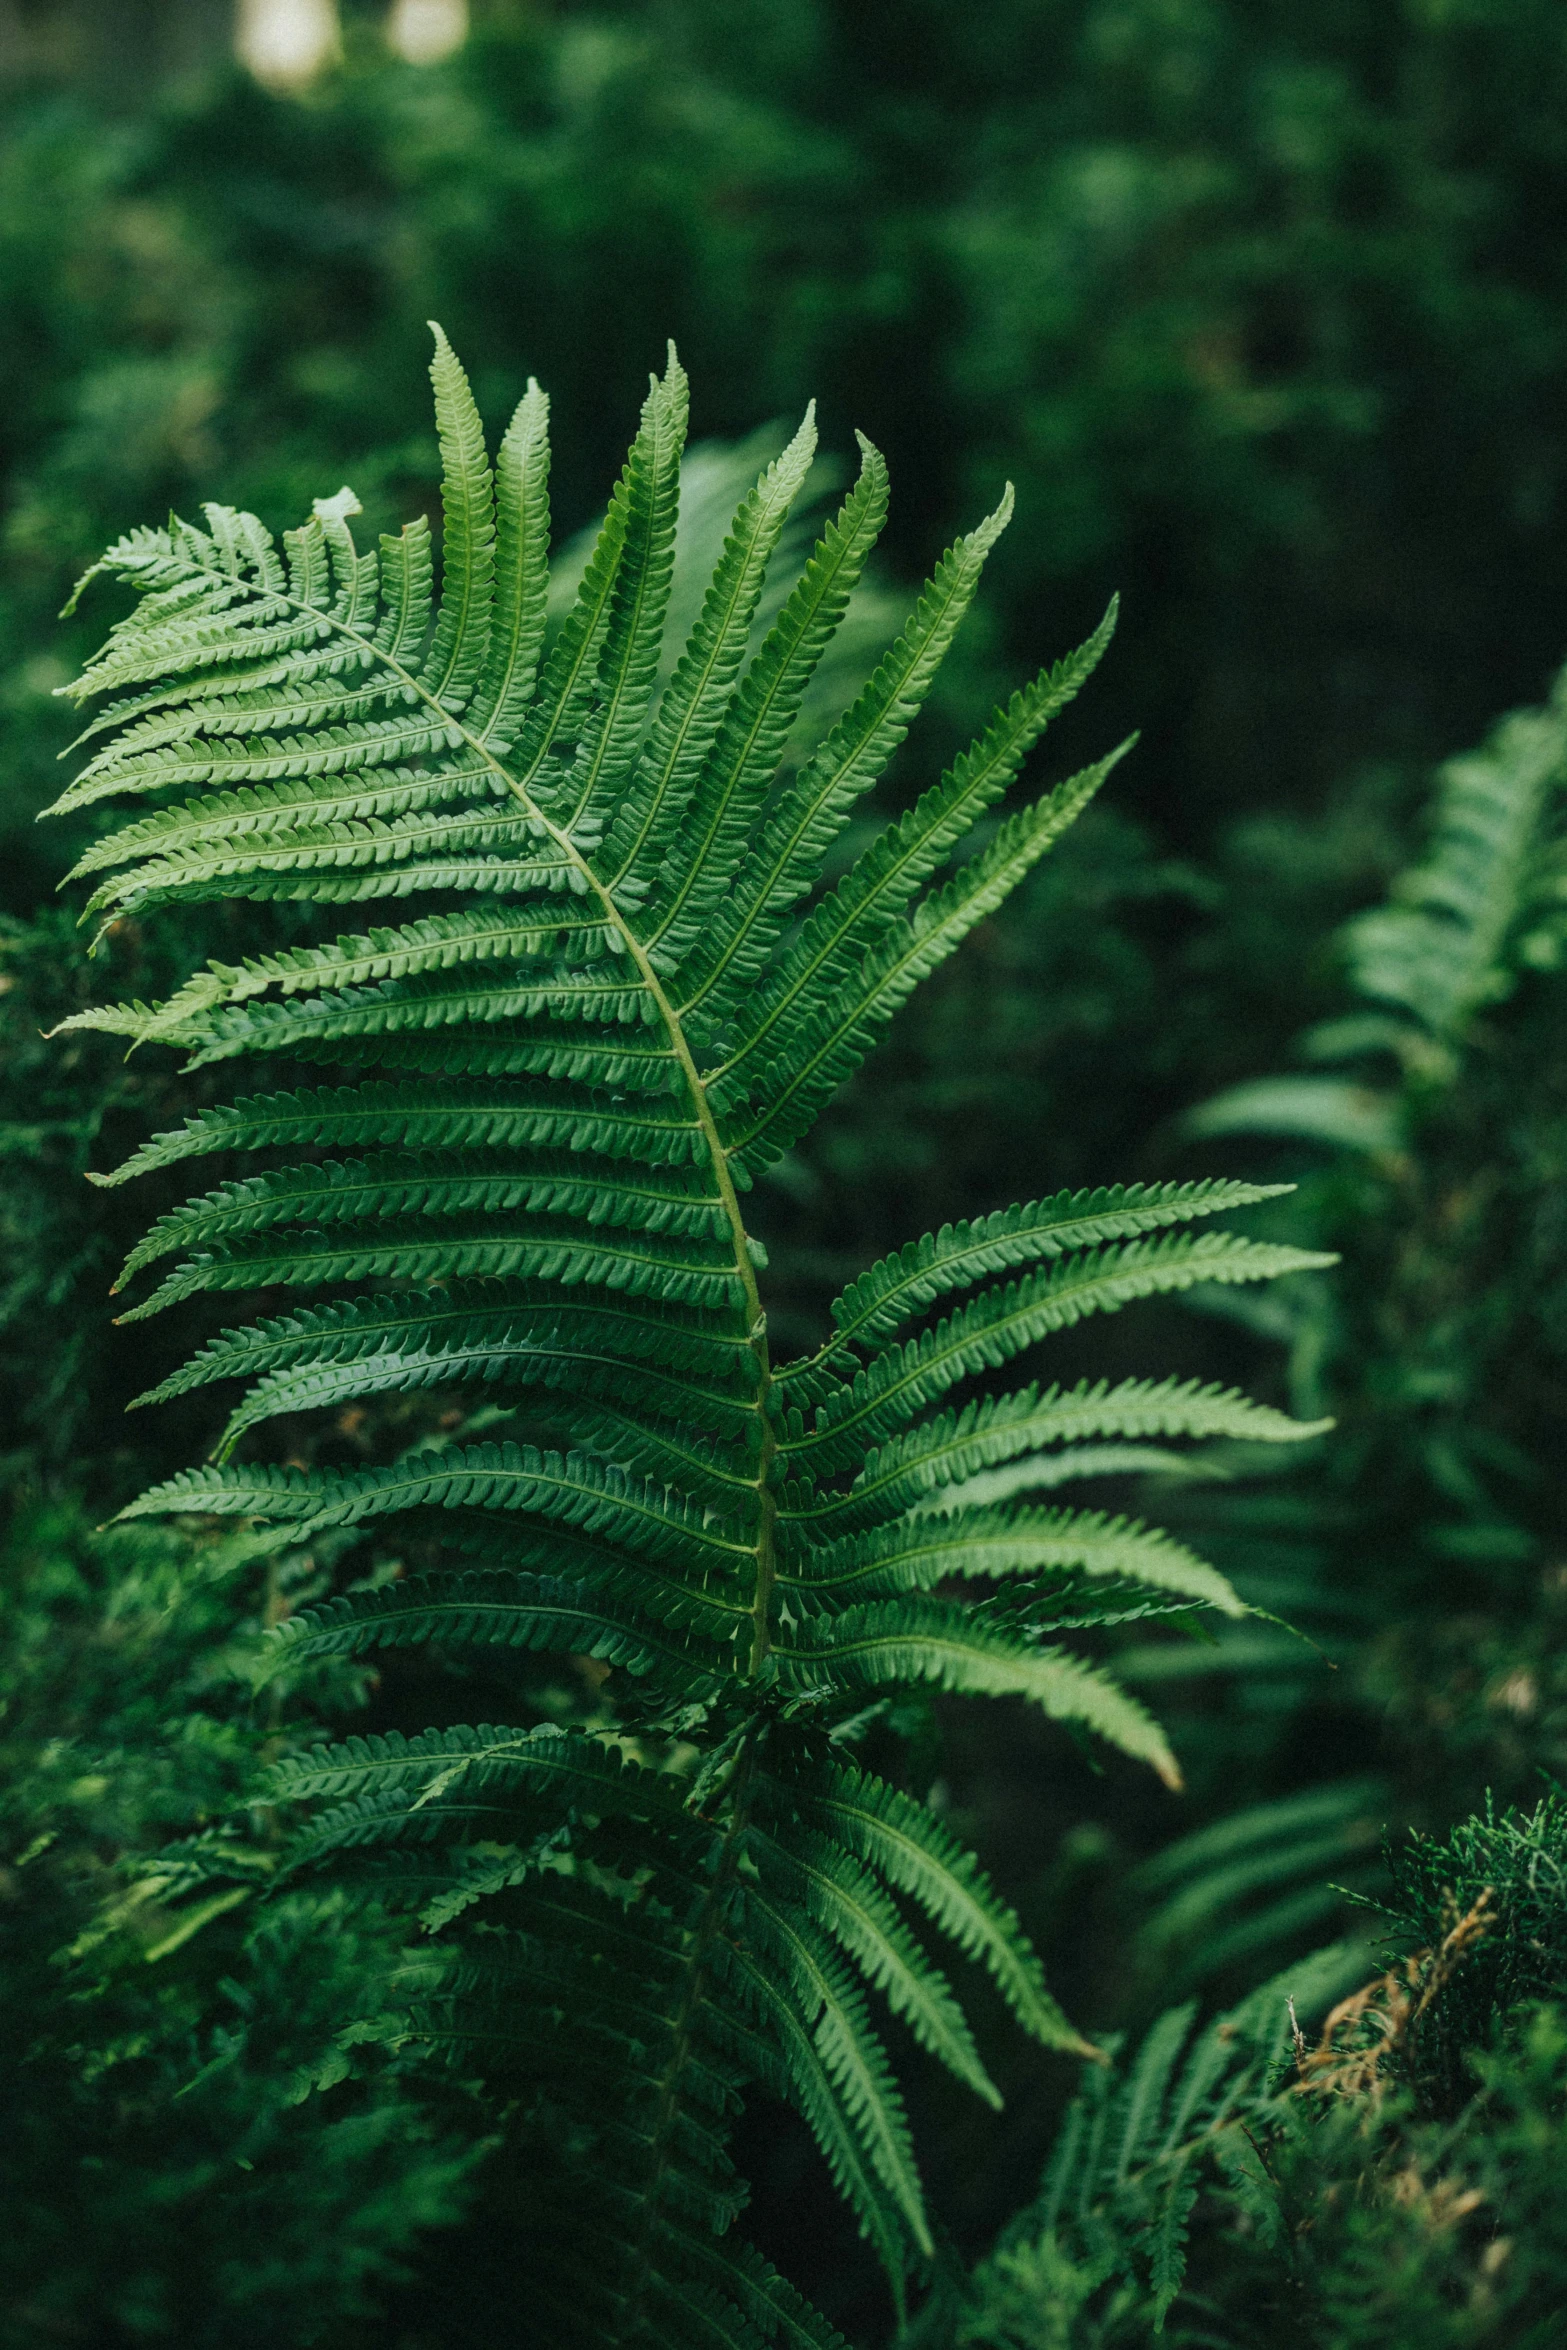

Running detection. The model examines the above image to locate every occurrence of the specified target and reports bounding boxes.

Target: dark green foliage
[0,1492,482,2347]
[937,1943,1365,2344]
[949,2005,1567,2349]
[1256,2007,1567,2350]
[1130,1779,1391,1999]
[5,9,1567,2339]
[900,666,1567,2337]
[1366,1792,1567,2120]
[1108,663,1567,2003]
[943,1794,1567,2346]
[0,908,125,1457]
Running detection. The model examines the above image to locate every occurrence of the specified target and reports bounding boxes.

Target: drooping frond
[756,1755,1094,2057]
[747,1821,1000,2107]
[54,331,1332,2334]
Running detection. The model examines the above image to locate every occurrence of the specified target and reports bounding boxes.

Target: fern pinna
[51,333,1331,2345]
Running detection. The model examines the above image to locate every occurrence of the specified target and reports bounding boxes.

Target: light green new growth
[53,330,1332,2346]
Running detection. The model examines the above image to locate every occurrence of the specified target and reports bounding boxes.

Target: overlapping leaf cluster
[52,332,1330,2344]
[946,1799,1567,2349]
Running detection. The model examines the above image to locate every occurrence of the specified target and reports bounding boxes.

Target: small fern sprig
[1188,662,1567,1156]
[958,1941,1369,2340]
[52,329,1332,2343]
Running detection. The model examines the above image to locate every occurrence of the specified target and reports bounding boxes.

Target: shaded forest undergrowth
[4,9,1567,2344]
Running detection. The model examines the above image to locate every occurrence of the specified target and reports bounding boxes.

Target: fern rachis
[53,329,1333,2345]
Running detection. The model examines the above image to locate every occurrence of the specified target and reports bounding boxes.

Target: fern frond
[117,1153,728,1287]
[472,378,550,744]
[1346,679,1567,1039]
[597,406,820,889]
[66,764,495,880]
[120,1445,760,1580]
[115,1212,743,1322]
[1185,664,1567,1161]
[675,477,1025,1018]
[77,803,574,930]
[92,1080,710,1187]
[550,349,687,839]
[713,1934,918,2289]
[375,515,435,665]
[706,605,1115,1061]
[175,997,682,1087]
[639,435,890,970]
[784,1375,1327,1537]
[739,1890,931,2248]
[277,1567,742,1687]
[57,332,1336,2322]
[270,1720,688,1823]
[1133,1778,1389,1992]
[52,705,467,820]
[56,903,627,1054]
[996,1941,1369,2333]
[422,324,498,711]
[749,1823,1000,2106]
[131,1280,752,1430]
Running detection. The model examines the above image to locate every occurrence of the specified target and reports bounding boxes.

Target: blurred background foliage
[3,2,1567,2342]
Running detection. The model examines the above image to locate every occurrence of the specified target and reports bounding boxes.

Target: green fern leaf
[277,1568,742,1686]
[598,405,819,888]
[784,1239,1335,1472]
[712,1935,921,2289]
[779,1505,1243,1615]
[717,747,1132,1165]
[553,350,687,838]
[798,1376,1328,1535]
[472,377,551,745]
[674,471,1015,1018]
[796,1179,1292,1375]
[760,1759,1094,2056]
[639,435,890,970]
[422,324,497,711]
[56,331,1333,2321]
[741,1889,931,2247]
[706,606,1116,1061]
[749,1822,999,2106]
[772,1599,1181,1786]
[271,1720,687,1823]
